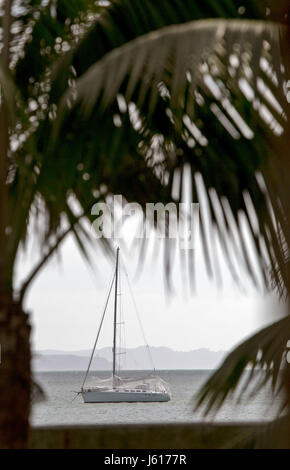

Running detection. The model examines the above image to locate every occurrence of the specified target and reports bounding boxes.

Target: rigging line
[120,255,156,373]
[122,277,127,371]
[120,265,127,371]
[81,268,116,390]
[71,391,81,402]
[118,259,121,376]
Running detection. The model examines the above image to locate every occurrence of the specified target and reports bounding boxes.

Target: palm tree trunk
[0,0,31,450]
[0,297,31,449]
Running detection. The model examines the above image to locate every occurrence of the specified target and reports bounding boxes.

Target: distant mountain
[99,346,225,370]
[32,353,111,371]
[33,346,226,371]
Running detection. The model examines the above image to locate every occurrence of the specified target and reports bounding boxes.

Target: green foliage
[196,316,290,415]
[0,0,289,424]
[52,16,287,292]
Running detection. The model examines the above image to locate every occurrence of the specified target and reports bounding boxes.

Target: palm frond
[57,19,283,119]
[196,315,290,416]
[49,18,288,291]
[50,0,269,97]
[5,2,289,298]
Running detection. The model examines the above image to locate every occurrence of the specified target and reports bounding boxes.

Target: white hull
[82,389,170,403]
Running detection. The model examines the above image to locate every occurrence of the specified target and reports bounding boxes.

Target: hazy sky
[16,214,285,353]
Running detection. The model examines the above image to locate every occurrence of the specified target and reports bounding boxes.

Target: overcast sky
[15,211,285,354]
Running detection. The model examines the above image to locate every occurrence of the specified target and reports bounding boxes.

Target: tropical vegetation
[0,0,289,448]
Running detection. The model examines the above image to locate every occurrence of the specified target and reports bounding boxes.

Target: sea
[31,370,279,426]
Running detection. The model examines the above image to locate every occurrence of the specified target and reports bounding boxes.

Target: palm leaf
[49,18,287,292]
[57,19,283,118]
[196,315,290,415]
[7,2,287,295]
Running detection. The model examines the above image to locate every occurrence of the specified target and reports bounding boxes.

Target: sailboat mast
[112,247,120,387]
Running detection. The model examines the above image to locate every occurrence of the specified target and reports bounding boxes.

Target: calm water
[31,370,279,426]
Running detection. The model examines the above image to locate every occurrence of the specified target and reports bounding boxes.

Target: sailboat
[81,247,171,403]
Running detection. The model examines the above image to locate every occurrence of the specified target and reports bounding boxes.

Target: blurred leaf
[196,315,290,415]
